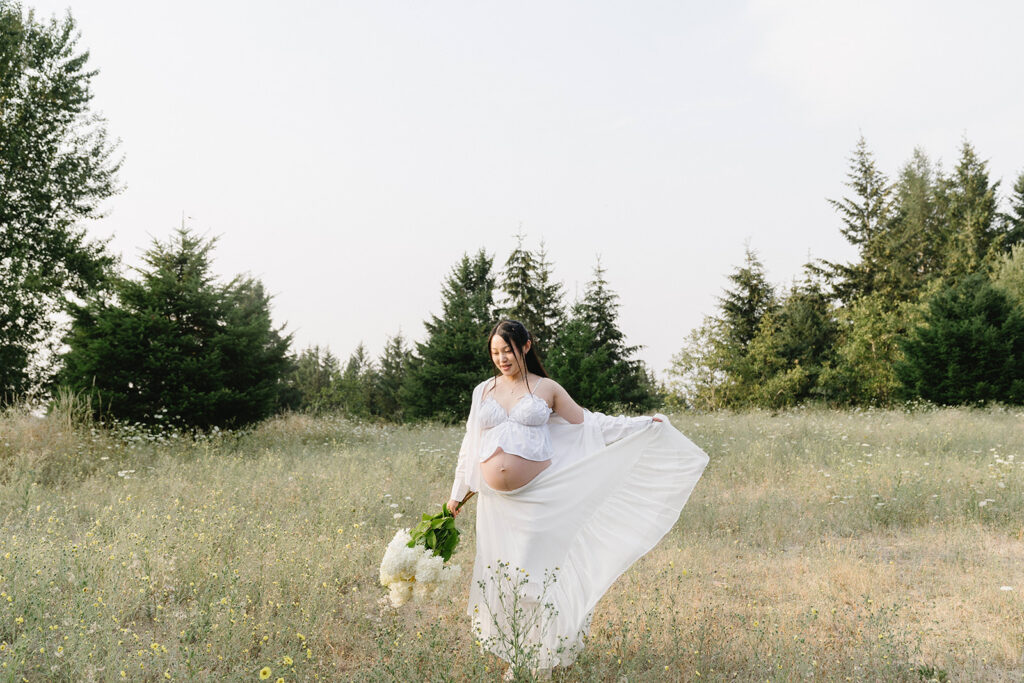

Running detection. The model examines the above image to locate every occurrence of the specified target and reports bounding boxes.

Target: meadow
[0,403,1022,682]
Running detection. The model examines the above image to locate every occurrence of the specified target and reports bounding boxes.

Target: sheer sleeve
[450,380,486,502]
[590,411,654,445]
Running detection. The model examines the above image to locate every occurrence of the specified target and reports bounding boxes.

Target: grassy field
[0,404,1022,681]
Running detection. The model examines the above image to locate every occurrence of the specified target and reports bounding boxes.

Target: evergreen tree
[1,3,121,398]
[874,149,945,301]
[573,259,636,358]
[936,140,1000,278]
[742,276,838,408]
[896,274,1024,404]
[374,332,412,421]
[532,240,566,351]
[545,317,616,410]
[57,229,292,429]
[289,345,342,412]
[494,234,565,359]
[400,250,496,422]
[546,259,652,411]
[812,136,893,304]
[718,246,777,357]
[1001,171,1024,250]
[495,233,542,338]
[337,342,376,418]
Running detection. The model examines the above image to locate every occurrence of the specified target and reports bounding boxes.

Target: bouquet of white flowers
[378,495,472,607]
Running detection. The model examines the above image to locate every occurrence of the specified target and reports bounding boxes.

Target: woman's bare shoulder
[537,376,569,398]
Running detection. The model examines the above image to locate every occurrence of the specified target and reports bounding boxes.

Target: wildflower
[282,655,293,666]
[259,666,272,679]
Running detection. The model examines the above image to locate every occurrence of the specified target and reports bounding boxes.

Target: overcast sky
[25,0,1024,378]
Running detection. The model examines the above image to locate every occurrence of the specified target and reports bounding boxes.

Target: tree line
[668,137,1024,409]
[288,239,657,424]
[49,229,656,428]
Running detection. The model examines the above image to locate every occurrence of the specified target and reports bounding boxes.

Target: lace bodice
[477,391,553,462]
[479,393,552,428]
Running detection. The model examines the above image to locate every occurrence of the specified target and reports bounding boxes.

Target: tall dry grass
[0,402,1021,681]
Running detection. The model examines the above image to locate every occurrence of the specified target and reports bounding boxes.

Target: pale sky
[25,0,1024,379]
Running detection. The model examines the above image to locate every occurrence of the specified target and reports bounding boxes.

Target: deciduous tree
[0,2,121,397]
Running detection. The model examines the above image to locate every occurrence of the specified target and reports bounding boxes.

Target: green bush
[896,274,1024,404]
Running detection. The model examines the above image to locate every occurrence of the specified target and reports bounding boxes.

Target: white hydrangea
[389,580,414,607]
[414,552,444,584]
[379,528,462,607]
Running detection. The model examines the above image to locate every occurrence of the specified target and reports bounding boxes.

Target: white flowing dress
[449,378,710,669]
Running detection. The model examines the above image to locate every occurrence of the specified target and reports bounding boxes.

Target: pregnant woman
[446,319,709,679]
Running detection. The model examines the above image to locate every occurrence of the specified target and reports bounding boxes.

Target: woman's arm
[447,381,485,517]
[549,379,585,424]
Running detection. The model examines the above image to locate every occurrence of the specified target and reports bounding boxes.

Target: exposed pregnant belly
[480,448,551,491]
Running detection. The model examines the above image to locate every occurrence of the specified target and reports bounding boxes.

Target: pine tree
[874,149,945,301]
[494,234,565,359]
[400,250,496,422]
[374,332,412,421]
[495,233,542,336]
[58,229,292,428]
[336,342,376,418]
[740,275,838,408]
[532,240,566,351]
[546,259,652,411]
[937,140,1000,278]
[1002,171,1024,250]
[574,259,636,359]
[812,136,893,304]
[718,246,777,355]
[289,345,342,412]
[896,274,1024,404]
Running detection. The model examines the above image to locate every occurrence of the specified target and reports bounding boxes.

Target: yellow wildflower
[259,667,272,680]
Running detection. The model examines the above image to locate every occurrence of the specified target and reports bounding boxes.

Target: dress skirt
[466,413,709,669]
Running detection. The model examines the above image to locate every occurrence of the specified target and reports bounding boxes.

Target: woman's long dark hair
[486,319,548,394]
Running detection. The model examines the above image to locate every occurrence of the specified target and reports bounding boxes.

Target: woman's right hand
[446,499,461,517]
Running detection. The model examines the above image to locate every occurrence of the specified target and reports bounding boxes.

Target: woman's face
[490,334,529,379]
